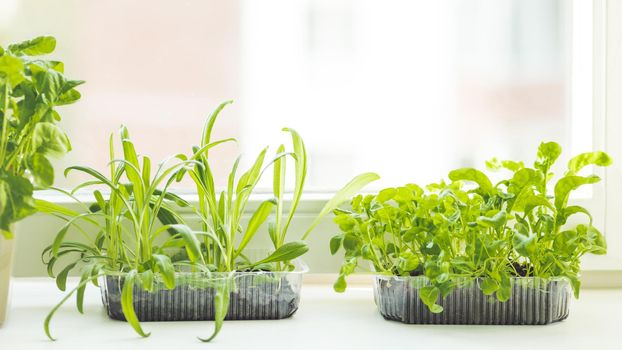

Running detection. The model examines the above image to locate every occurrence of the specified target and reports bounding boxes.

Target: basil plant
[0,36,83,237]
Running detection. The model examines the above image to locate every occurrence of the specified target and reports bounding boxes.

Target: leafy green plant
[40,126,203,340]
[331,142,611,312]
[41,102,379,342]
[168,101,379,340]
[0,36,83,237]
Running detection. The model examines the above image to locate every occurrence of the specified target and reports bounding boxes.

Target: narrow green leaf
[252,241,309,266]
[302,172,380,240]
[55,262,77,291]
[236,199,276,256]
[152,254,175,289]
[198,276,232,342]
[169,224,205,265]
[280,128,307,242]
[121,270,150,337]
[201,100,234,149]
[45,274,103,341]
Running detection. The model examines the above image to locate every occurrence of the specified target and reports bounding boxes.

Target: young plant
[41,101,379,343]
[171,101,379,341]
[331,142,611,312]
[0,36,83,237]
[40,126,206,340]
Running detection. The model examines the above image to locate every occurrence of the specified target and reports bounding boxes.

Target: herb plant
[166,101,379,340]
[0,36,83,237]
[40,126,202,340]
[41,102,379,342]
[331,142,611,312]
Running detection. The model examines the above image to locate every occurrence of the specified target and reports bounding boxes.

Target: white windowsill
[0,277,621,349]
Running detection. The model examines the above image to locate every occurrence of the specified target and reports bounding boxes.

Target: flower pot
[374,275,570,325]
[99,260,308,321]
[0,235,15,326]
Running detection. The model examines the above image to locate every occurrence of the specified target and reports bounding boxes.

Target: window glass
[0,0,584,191]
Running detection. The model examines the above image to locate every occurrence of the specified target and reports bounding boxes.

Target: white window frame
[600,0,622,266]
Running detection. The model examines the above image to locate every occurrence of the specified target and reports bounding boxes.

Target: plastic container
[99,259,308,321]
[374,275,570,325]
[0,235,15,325]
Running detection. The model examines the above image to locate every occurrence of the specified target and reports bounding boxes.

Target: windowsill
[1,277,621,349]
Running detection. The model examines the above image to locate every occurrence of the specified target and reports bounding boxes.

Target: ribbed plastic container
[374,275,570,325]
[99,259,308,321]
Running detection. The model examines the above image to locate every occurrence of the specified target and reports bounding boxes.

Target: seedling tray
[374,275,570,325]
[99,260,307,321]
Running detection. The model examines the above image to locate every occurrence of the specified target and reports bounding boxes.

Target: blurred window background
[0,0,593,192]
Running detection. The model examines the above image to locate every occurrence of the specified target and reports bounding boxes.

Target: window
[0,0,594,191]
[4,0,620,275]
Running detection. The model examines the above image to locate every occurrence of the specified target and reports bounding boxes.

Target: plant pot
[0,235,15,326]
[373,275,570,325]
[99,260,308,321]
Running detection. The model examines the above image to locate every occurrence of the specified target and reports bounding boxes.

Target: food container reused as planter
[0,234,15,326]
[374,275,570,325]
[100,259,308,322]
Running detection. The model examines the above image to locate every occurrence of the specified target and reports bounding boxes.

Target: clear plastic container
[100,259,308,321]
[374,275,570,325]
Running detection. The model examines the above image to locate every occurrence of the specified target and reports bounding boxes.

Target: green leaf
[77,264,98,313]
[558,205,592,226]
[512,189,553,213]
[476,210,507,228]
[303,172,380,240]
[45,273,102,341]
[448,168,494,195]
[567,151,612,175]
[56,88,81,106]
[535,141,562,173]
[280,128,308,245]
[55,262,77,291]
[236,199,276,256]
[32,122,72,156]
[554,175,600,210]
[8,36,56,55]
[510,168,543,190]
[252,241,309,266]
[140,270,155,292]
[200,100,233,150]
[512,231,537,257]
[169,224,205,265]
[0,55,25,87]
[333,258,357,292]
[497,275,512,302]
[27,154,54,188]
[198,276,232,342]
[121,270,150,337]
[152,254,175,289]
[585,226,607,255]
[376,188,396,203]
[0,172,36,234]
[480,277,499,295]
[419,285,443,313]
[329,234,344,255]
